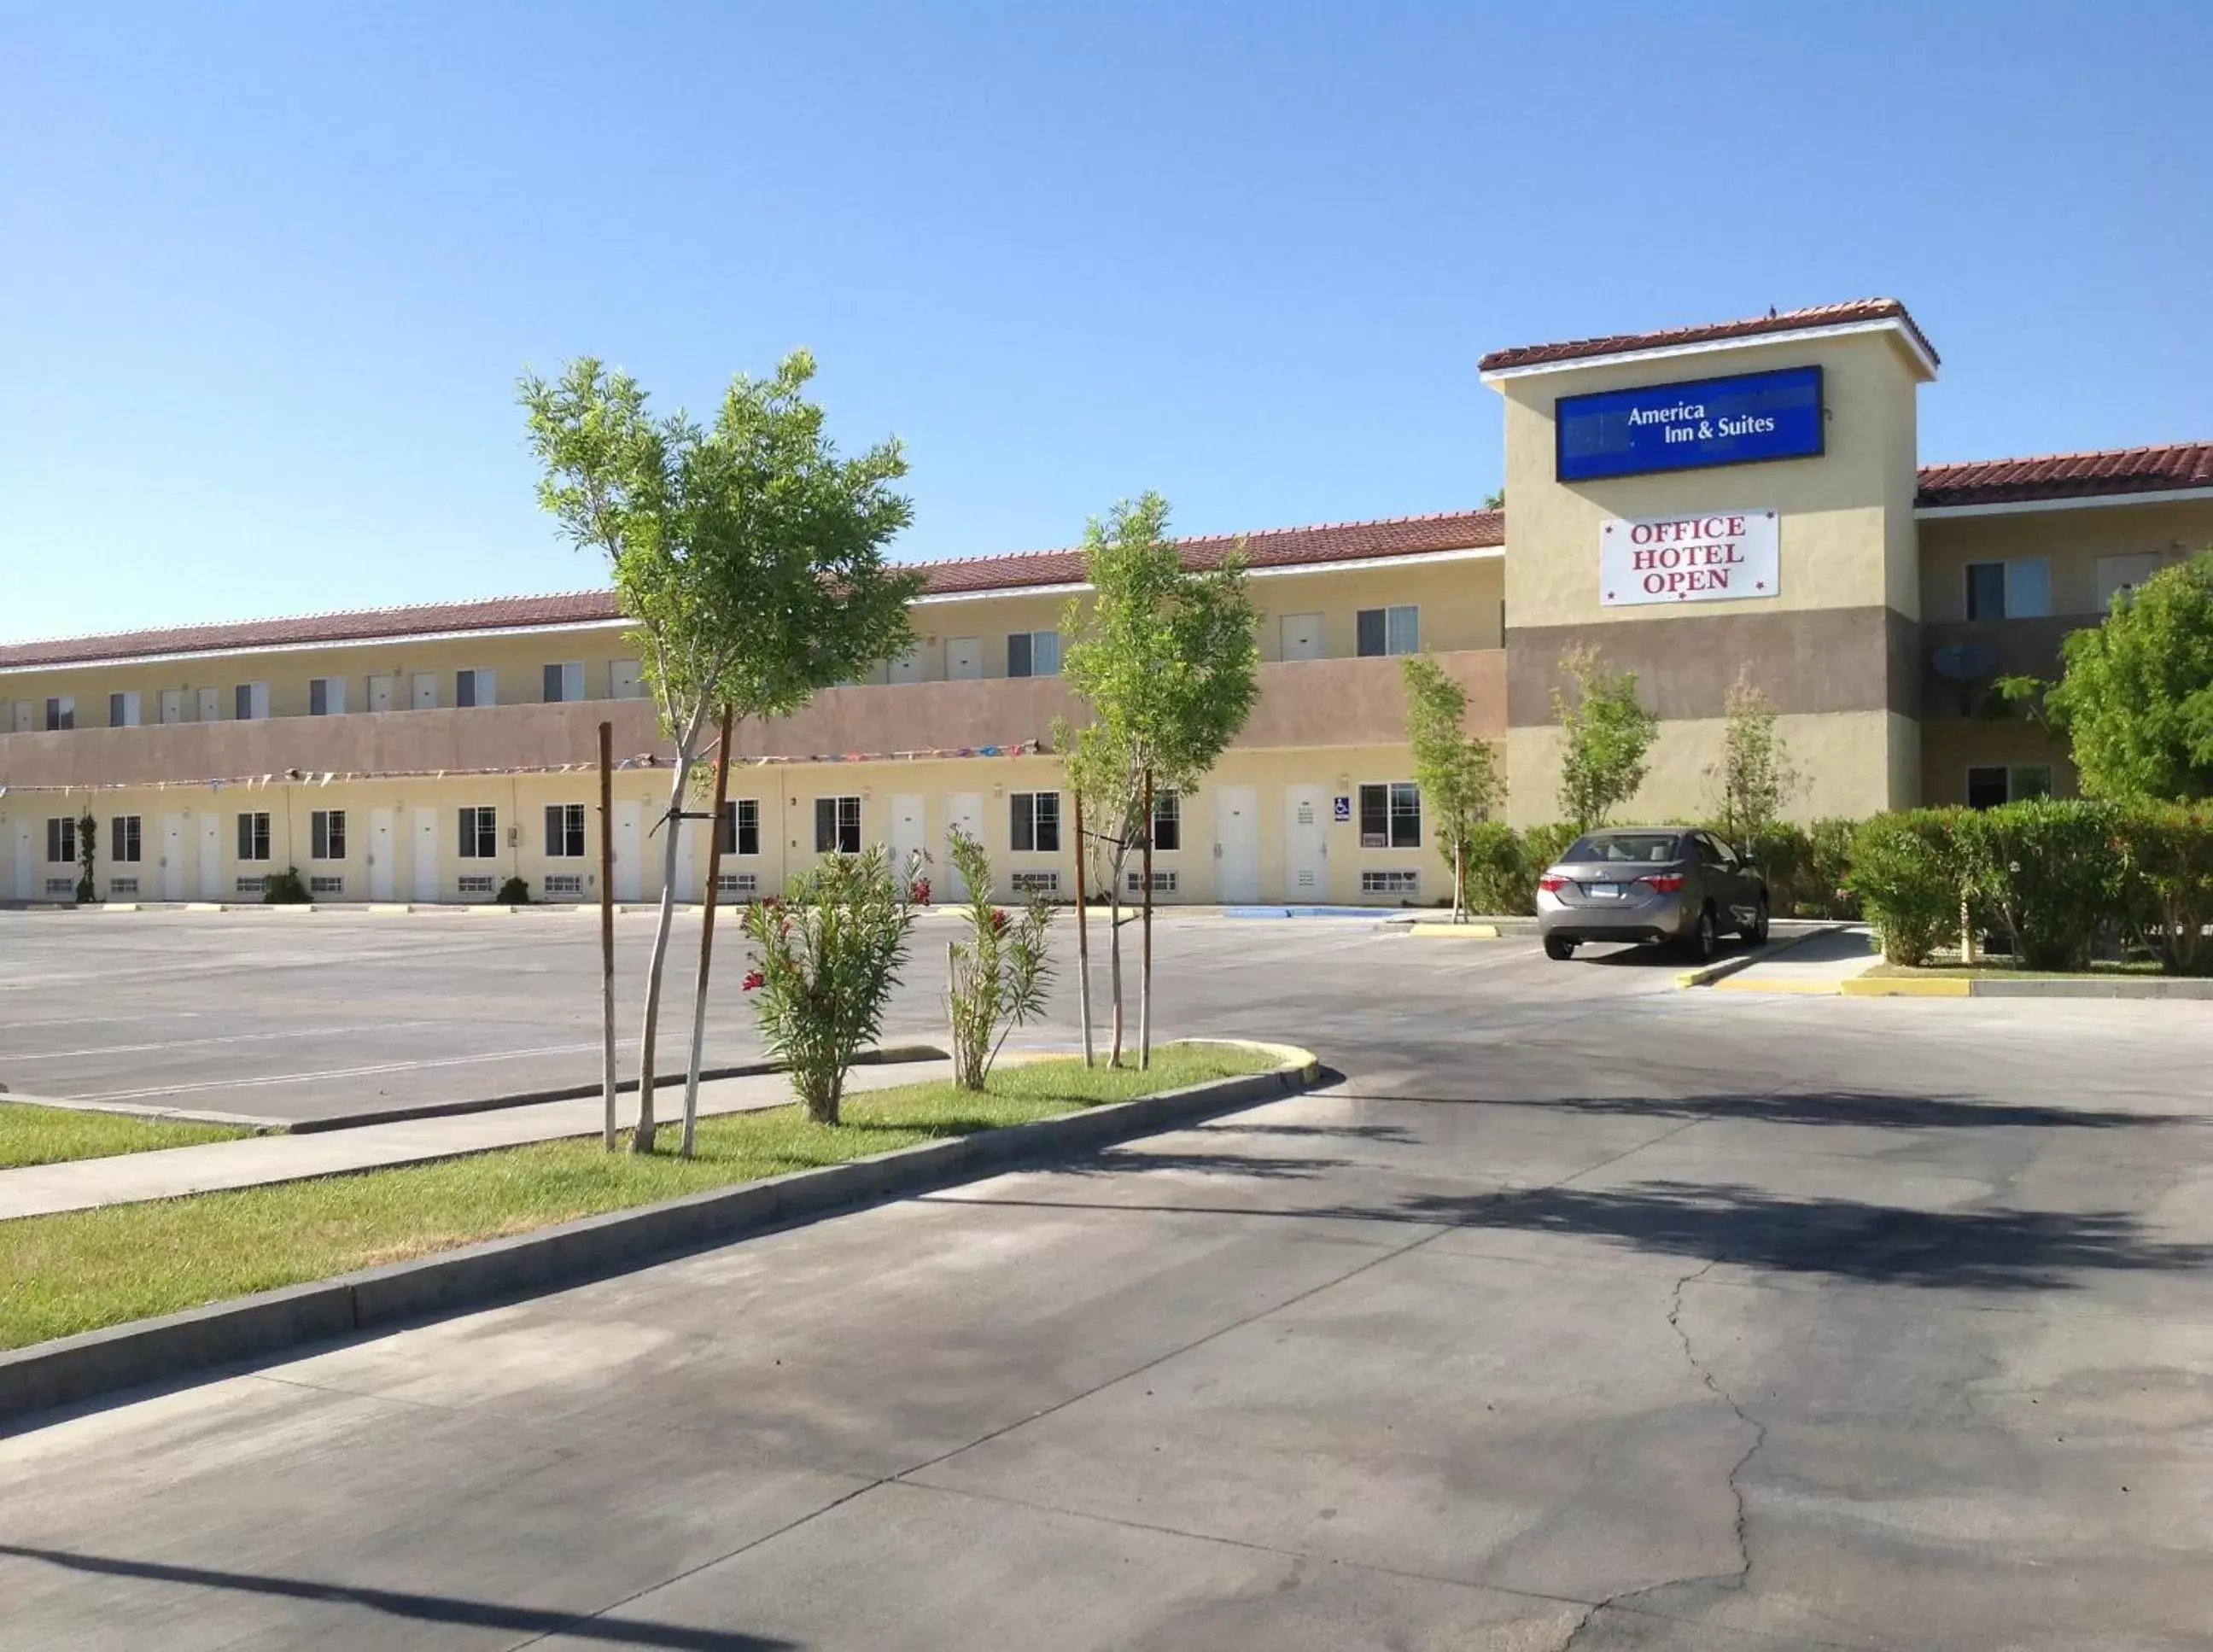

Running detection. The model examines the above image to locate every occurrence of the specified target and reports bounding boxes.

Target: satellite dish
[1931,642,1998,682]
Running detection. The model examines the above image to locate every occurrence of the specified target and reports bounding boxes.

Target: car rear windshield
[1562,832,1683,865]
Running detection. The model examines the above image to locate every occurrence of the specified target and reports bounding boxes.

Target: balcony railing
[0,650,1506,789]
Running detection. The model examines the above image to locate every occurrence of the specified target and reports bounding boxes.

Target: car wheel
[1683,906,1717,962]
[1544,935,1577,960]
[1745,896,1770,945]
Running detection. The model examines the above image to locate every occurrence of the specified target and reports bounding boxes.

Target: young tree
[1060,493,1259,1067]
[2040,552,2213,801]
[522,352,920,1153]
[1551,644,1657,830]
[1400,654,1503,920]
[1707,669,1798,844]
[943,828,1055,1089]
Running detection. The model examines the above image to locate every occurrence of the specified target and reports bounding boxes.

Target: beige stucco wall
[1506,709,1909,827]
[1916,498,2213,622]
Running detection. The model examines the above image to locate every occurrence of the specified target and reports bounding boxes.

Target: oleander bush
[1847,811,1963,966]
[1801,817,1862,920]
[1459,821,1527,914]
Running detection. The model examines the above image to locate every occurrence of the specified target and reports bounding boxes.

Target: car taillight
[1640,873,1685,894]
[1538,873,1568,893]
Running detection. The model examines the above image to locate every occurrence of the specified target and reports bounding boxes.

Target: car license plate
[1590,882,1623,899]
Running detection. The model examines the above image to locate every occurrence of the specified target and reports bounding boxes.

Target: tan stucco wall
[1505,709,1909,827]
[1916,499,2213,622]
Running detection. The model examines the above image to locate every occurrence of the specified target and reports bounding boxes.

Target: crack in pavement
[1561,1256,1768,1651]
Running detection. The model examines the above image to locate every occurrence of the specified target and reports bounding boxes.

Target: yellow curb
[464,904,516,916]
[1840,975,1972,997]
[182,902,224,912]
[101,902,140,913]
[368,903,414,914]
[1406,922,1503,938]
[1712,976,1844,994]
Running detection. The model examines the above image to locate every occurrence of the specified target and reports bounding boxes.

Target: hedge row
[1848,800,2213,974]
[1458,819,1860,921]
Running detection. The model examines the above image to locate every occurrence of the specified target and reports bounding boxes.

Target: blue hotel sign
[1556,365,1824,482]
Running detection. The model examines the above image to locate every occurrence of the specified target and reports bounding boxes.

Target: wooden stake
[598,721,617,1151]
[1072,787,1094,1066]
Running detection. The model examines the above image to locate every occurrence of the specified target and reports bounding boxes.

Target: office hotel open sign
[1600,510,1778,607]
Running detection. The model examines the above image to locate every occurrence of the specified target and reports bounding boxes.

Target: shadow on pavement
[1354,1089,2200,1132]
[0,1544,792,1650]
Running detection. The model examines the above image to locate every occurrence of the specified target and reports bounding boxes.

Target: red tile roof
[1914,441,2213,510]
[0,508,1506,669]
[1479,298,1938,374]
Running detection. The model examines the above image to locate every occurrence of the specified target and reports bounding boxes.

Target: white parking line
[6,1022,437,1062]
[78,1040,626,1102]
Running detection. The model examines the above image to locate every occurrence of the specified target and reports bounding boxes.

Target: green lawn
[0,1042,1279,1351]
[0,1103,250,1170]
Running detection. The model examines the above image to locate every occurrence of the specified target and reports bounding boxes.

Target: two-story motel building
[5,299,2210,908]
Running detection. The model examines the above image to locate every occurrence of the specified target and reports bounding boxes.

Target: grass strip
[0,1104,249,1170]
[0,1042,1275,1351]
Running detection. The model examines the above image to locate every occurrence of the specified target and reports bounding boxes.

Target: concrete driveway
[4,960,2211,1649]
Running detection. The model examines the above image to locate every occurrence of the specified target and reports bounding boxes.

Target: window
[458,806,499,859]
[1966,765,2054,810]
[45,877,75,897]
[2096,552,2163,610]
[719,798,760,855]
[542,662,585,703]
[1356,605,1420,657]
[1010,791,1060,853]
[543,873,585,898]
[112,815,143,864]
[235,876,266,896]
[108,691,141,727]
[236,813,272,862]
[45,817,77,864]
[1964,558,2052,621]
[455,668,496,708]
[545,803,587,859]
[308,677,347,716]
[458,873,497,898]
[1125,868,1179,895]
[233,682,270,720]
[1565,832,1685,865]
[44,696,75,731]
[717,870,760,898]
[1149,789,1181,852]
[1363,869,1422,896]
[1011,870,1060,896]
[1358,782,1422,849]
[814,796,862,855]
[311,874,345,896]
[1007,629,1060,678]
[310,809,347,861]
[109,878,139,896]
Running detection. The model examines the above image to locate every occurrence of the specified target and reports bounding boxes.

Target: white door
[368,674,394,713]
[612,801,642,902]
[11,821,32,899]
[412,808,439,902]
[412,673,438,709]
[161,814,184,900]
[1281,613,1325,661]
[946,638,983,680]
[197,814,221,899]
[367,808,395,901]
[160,689,184,725]
[610,659,644,700]
[1284,785,1329,901]
[1214,787,1260,905]
[889,794,925,884]
[943,792,983,898]
[887,646,923,686]
[196,686,220,722]
[673,813,699,902]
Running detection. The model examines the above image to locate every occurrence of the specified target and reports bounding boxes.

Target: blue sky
[4,2,2209,643]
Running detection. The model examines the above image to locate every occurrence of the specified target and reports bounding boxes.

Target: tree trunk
[1454,833,1465,924]
[1139,768,1153,1070]
[1072,788,1095,1067]
[598,721,617,1150]
[680,704,735,1159]
[634,720,703,1154]
[1107,877,1124,1068]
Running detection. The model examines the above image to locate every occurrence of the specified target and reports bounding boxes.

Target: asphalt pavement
[4,906,2212,1647]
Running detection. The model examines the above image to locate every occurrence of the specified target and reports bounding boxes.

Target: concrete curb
[0,1043,1320,1427]
[1404,922,1504,939]
[1675,923,1853,989]
[1842,974,2213,1000]
[0,1095,278,1131]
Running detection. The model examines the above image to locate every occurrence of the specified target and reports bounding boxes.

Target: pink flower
[910,877,932,906]
[740,969,766,992]
[989,908,1009,935]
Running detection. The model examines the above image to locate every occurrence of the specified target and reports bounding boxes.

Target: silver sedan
[1536,826,1769,961]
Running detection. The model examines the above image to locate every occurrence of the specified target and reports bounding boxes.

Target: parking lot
[6,908,2213,1646]
[0,906,1692,1124]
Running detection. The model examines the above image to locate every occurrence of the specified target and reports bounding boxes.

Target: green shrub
[496,875,531,905]
[1801,817,1860,919]
[1951,799,2119,971]
[262,867,311,905]
[1460,821,1527,914]
[1517,823,1580,902]
[2116,803,2213,975]
[1848,812,1961,965]
[1742,821,1810,916]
